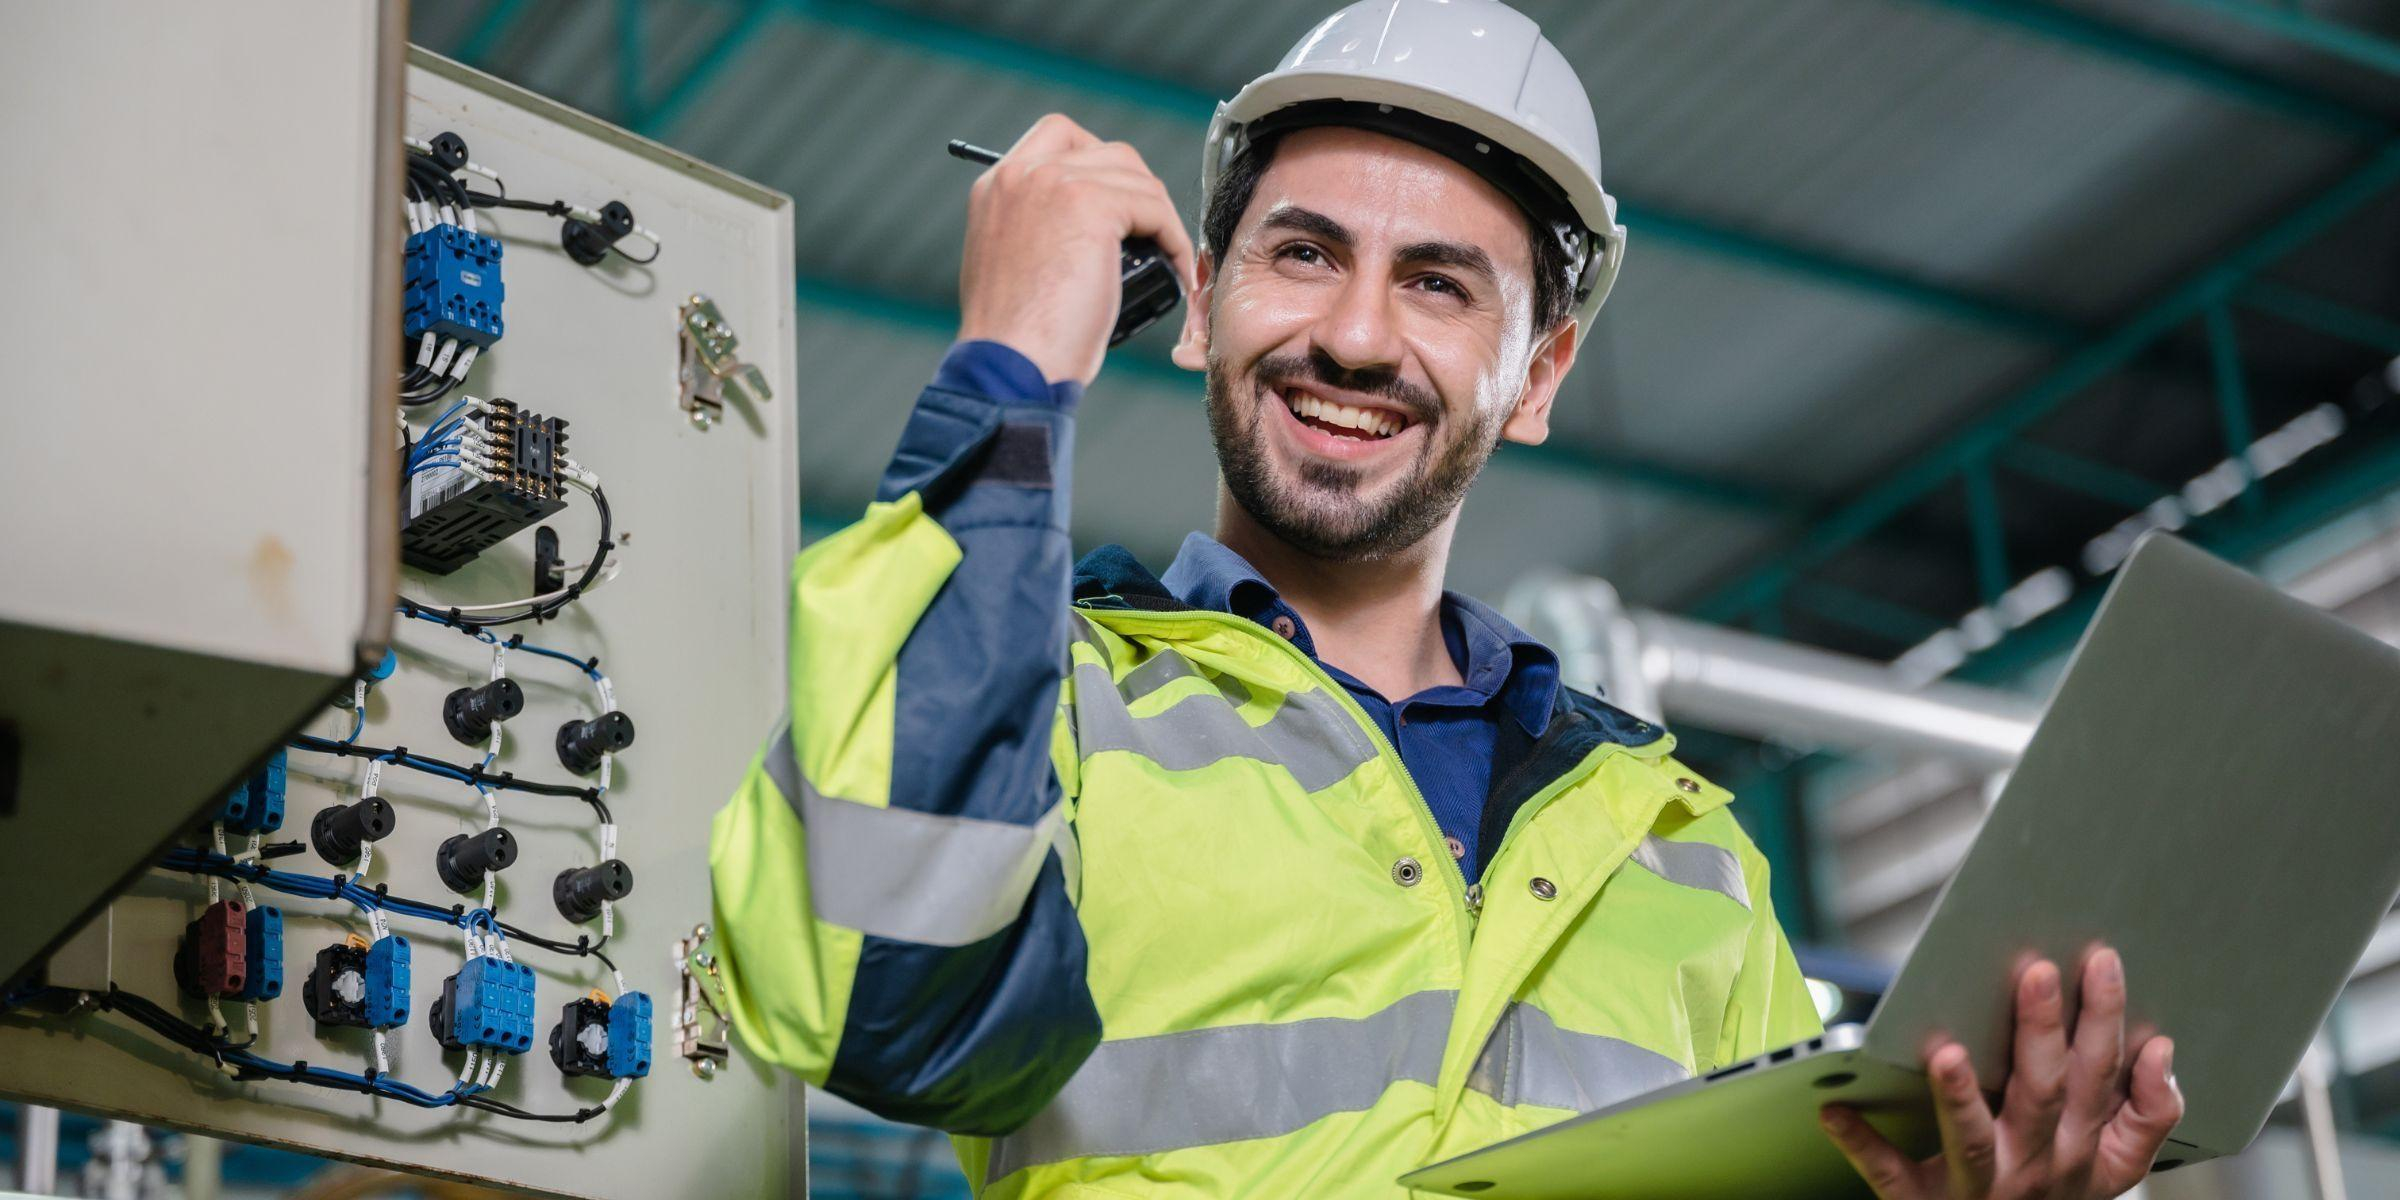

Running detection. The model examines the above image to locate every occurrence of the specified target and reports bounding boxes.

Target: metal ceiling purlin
[786,273,1807,514]
[642,0,2089,344]
[2204,302,2266,519]
[1910,0,2390,136]
[2166,0,2400,79]
[1689,140,2400,624]
[1998,440,2166,511]
[2240,281,2400,355]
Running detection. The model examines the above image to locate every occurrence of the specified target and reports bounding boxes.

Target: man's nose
[1310,267,1405,378]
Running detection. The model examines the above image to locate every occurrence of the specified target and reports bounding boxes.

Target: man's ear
[1170,252,1216,372]
[1501,318,1579,446]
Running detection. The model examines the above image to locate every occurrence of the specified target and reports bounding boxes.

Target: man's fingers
[1055,147,1201,295]
[1008,113,1102,158]
[2063,947,2129,1139]
[1928,1042,1999,1198]
[1999,959,2069,1161]
[1819,1105,1922,1200]
[2094,1037,2185,1194]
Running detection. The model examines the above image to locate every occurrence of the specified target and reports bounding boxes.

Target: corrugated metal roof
[411,0,2400,628]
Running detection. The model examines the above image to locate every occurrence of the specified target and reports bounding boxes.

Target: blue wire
[508,639,607,683]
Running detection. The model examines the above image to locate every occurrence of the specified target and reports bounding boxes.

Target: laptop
[1402,533,2400,1199]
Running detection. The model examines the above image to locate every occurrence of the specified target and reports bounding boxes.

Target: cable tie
[375,883,390,902]
[450,904,466,919]
[583,655,601,672]
[506,633,524,648]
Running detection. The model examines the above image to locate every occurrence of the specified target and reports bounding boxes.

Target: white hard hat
[1204,0,1625,332]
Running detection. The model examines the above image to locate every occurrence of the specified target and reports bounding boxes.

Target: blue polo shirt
[1159,534,1561,883]
[931,339,1564,882]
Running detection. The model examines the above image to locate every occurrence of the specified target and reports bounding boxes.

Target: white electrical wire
[208,823,226,906]
[372,1030,392,1076]
[602,1077,632,1110]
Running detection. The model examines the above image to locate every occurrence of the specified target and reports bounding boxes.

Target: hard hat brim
[1208,71,1625,329]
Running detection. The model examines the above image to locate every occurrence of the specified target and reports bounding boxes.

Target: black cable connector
[435,828,517,892]
[553,860,634,924]
[311,796,397,866]
[443,678,525,746]
[556,712,635,775]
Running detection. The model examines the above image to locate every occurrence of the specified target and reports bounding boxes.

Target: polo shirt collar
[1158,532,1561,737]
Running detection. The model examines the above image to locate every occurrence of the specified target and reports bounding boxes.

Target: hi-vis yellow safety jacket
[711,347,1823,1197]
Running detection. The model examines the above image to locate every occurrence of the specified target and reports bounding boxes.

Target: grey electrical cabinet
[0,6,804,1197]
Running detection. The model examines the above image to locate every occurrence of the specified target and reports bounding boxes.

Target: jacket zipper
[1085,606,1482,937]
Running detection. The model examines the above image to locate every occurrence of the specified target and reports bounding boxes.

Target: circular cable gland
[561,200,637,266]
[556,712,636,775]
[553,859,634,924]
[311,796,397,866]
[427,131,469,173]
[443,678,524,746]
[436,827,518,893]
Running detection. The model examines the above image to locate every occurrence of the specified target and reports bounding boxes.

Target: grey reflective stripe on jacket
[1464,1001,1691,1113]
[1628,834,1750,908]
[1068,649,1378,793]
[765,721,1065,947]
[987,990,1456,1181]
[986,992,1694,1182]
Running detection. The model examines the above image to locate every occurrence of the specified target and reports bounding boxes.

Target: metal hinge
[672,923,731,1078]
[676,294,771,429]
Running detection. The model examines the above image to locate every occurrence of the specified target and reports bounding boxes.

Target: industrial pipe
[1507,576,2041,771]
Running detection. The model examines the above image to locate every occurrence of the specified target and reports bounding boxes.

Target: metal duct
[1506,577,2040,771]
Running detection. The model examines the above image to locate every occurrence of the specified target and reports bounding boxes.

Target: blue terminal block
[606,991,653,1079]
[402,224,505,349]
[365,936,410,1029]
[219,750,286,834]
[239,906,284,1001]
[446,957,536,1053]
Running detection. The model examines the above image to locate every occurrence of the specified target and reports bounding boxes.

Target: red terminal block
[175,899,249,999]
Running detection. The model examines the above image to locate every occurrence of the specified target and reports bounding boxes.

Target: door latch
[672,923,731,1078]
[677,294,771,429]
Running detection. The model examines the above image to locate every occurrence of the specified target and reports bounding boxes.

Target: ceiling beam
[1685,140,2400,623]
[2164,0,2400,79]
[709,0,2082,344]
[1906,0,2390,136]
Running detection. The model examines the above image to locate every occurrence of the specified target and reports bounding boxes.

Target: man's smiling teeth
[1282,388,1404,439]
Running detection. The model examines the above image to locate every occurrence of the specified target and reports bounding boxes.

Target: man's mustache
[1253,348,1437,426]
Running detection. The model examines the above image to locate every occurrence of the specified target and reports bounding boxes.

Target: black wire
[90,987,605,1122]
[286,733,609,821]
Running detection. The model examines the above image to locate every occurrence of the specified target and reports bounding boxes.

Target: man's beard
[1206,346,1505,562]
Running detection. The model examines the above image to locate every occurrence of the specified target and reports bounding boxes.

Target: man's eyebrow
[1255,207,1353,246]
[1394,239,1497,282]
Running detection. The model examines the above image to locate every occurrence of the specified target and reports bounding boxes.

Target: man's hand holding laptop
[1820,946,2185,1200]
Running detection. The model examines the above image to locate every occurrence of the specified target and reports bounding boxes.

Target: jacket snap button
[1529,877,1558,900]
[1443,835,1466,861]
[1271,615,1298,640]
[1391,857,1422,887]
[1675,777,1702,794]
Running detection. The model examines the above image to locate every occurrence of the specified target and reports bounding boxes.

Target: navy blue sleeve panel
[827,859,1101,1134]
[829,340,1099,1134]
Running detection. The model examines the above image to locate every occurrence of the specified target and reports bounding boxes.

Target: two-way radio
[946,139,1184,348]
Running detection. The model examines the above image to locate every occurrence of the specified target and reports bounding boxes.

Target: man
[710,2,2183,1196]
